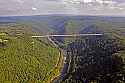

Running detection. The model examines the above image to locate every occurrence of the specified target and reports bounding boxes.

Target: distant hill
[0,15,125,35]
[0,15,125,44]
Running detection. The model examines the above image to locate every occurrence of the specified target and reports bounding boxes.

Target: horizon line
[0,14,125,18]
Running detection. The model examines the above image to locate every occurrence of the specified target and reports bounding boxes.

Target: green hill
[0,24,62,83]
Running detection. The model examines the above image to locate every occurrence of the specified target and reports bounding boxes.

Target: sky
[0,0,125,16]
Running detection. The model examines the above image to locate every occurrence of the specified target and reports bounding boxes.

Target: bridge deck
[32,34,103,38]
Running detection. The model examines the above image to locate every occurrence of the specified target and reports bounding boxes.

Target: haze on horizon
[0,0,125,16]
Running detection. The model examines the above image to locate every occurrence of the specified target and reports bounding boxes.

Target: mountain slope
[0,24,61,83]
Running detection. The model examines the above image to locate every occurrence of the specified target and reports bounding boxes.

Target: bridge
[32,33,104,79]
[31,34,103,38]
[32,33,103,47]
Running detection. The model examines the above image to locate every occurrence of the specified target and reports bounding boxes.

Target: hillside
[0,24,62,83]
[1,15,125,83]
[55,20,125,83]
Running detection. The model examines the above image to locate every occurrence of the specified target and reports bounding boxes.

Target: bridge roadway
[31,34,103,38]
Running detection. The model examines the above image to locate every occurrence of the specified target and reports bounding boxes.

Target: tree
[62,35,125,83]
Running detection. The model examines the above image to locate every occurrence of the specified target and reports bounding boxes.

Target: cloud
[32,7,37,11]
[16,0,24,3]
[0,0,125,16]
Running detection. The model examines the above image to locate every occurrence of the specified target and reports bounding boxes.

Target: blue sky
[0,0,125,16]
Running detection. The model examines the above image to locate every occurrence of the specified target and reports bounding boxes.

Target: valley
[0,15,125,83]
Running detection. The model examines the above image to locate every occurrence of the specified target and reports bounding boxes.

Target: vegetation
[55,20,125,83]
[65,20,84,34]
[1,16,125,83]
[60,35,125,83]
[43,50,64,83]
[0,24,61,83]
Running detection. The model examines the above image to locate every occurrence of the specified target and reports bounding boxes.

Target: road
[31,34,103,38]
[32,33,103,82]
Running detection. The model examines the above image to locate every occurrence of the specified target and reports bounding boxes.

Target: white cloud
[109,5,125,10]
[0,0,125,16]
[32,7,37,11]
[17,0,24,3]
[84,0,93,3]
[119,7,124,10]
